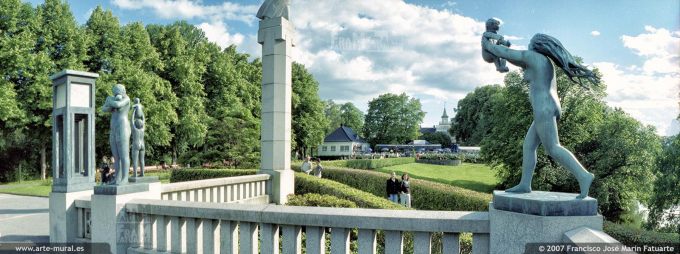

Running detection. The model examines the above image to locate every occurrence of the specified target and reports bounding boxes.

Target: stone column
[258,17,295,204]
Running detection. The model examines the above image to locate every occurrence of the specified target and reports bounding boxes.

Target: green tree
[340,102,364,133]
[450,85,502,145]
[363,93,425,148]
[292,63,327,158]
[324,100,364,135]
[323,100,342,134]
[420,132,452,148]
[200,45,261,168]
[147,22,210,163]
[647,127,680,232]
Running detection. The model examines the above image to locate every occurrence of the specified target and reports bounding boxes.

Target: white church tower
[436,108,451,133]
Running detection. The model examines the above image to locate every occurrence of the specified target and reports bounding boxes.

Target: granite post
[258,16,295,204]
[489,191,604,254]
[90,182,161,254]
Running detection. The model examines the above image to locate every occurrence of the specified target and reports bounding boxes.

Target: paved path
[0,194,49,243]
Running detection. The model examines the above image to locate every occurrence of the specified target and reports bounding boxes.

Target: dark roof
[324,126,365,143]
[419,127,436,134]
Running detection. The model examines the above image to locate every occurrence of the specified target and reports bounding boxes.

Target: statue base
[489,191,603,254]
[128,176,159,183]
[492,190,597,216]
[94,183,149,195]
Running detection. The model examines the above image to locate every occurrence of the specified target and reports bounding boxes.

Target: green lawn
[378,162,499,193]
[0,171,172,197]
[0,179,52,197]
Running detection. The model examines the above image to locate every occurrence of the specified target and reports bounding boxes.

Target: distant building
[419,108,453,135]
[318,126,370,158]
[376,140,441,152]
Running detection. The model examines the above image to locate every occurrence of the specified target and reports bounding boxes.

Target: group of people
[386,172,411,208]
[300,156,323,178]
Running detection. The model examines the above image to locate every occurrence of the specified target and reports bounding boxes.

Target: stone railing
[125,199,490,254]
[160,174,270,204]
[74,198,92,241]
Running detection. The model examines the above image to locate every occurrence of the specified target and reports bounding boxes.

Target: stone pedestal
[489,191,603,254]
[128,176,159,184]
[258,17,295,205]
[91,182,160,254]
[49,190,93,242]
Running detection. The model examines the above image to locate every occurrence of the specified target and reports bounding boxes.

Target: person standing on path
[400,173,412,208]
[386,172,401,203]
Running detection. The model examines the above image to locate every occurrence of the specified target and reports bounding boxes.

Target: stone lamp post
[49,70,98,242]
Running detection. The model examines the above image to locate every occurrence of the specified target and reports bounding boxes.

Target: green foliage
[322,167,491,211]
[647,135,680,232]
[295,172,405,209]
[344,157,415,169]
[324,100,364,135]
[419,132,453,148]
[450,85,503,145]
[479,70,661,221]
[286,193,358,208]
[604,221,679,247]
[418,153,462,161]
[169,168,257,182]
[378,163,499,193]
[363,93,425,148]
[292,63,327,158]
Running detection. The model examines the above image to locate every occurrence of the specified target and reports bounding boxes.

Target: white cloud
[111,0,258,23]
[197,21,244,49]
[593,26,680,136]
[288,0,507,126]
[591,30,600,36]
[621,26,680,74]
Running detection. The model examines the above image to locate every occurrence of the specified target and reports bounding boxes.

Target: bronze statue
[482,31,599,198]
[101,84,131,185]
[131,98,145,177]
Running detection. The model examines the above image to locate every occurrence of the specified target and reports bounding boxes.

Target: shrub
[295,173,406,210]
[286,193,358,208]
[169,168,257,182]
[418,153,462,161]
[345,157,415,169]
[604,221,679,247]
[322,167,491,211]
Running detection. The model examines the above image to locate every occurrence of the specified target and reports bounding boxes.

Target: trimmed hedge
[603,221,680,247]
[295,172,406,210]
[286,193,358,208]
[344,157,415,169]
[169,168,257,182]
[322,167,491,211]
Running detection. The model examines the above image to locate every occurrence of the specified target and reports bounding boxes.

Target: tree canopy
[324,100,364,135]
[362,93,425,148]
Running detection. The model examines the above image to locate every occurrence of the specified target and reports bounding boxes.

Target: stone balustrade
[74,198,92,241]
[160,174,270,204]
[125,199,491,254]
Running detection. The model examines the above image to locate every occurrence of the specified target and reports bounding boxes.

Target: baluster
[201,219,218,254]
[442,233,460,254]
[143,214,154,250]
[180,191,187,201]
[77,208,83,238]
[156,215,169,252]
[414,232,432,254]
[283,225,302,254]
[186,218,198,253]
[170,216,184,253]
[218,186,224,202]
[239,222,258,254]
[385,230,403,254]
[220,220,238,254]
[130,213,143,249]
[306,226,325,254]
[224,185,231,202]
[472,233,489,254]
[358,229,376,254]
[331,227,350,254]
[260,223,280,254]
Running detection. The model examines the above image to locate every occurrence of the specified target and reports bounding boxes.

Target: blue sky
[25,0,680,136]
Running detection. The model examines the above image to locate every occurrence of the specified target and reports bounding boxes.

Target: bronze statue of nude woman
[482,32,599,199]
